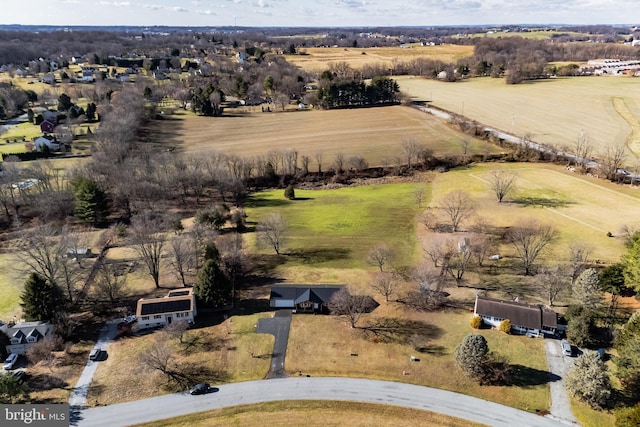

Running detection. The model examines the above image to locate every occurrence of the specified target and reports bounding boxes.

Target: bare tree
[256,213,288,255]
[507,220,558,275]
[163,319,190,344]
[401,137,421,169]
[410,263,447,311]
[460,138,471,163]
[489,170,517,203]
[217,232,248,305]
[599,144,626,181]
[370,271,396,302]
[572,130,593,173]
[569,241,592,284]
[314,151,323,174]
[439,190,475,232]
[447,238,474,285]
[366,243,395,272]
[470,233,494,267]
[139,337,188,387]
[329,288,373,328]
[93,262,129,304]
[332,153,345,174]
[538,265,570,307]
[412,186,426,208]
[424,235,449,268]
[168,236,193,287]
[130,212,167,288]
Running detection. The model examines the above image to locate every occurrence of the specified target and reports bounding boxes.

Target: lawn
[286,306,551,413]
[133,400,485,427]
[87,313,273,406]
[397,75,640,160]
[170,105,504,169]
[0,253,26,320]
[244,183,428,270]
[286,45,474,73]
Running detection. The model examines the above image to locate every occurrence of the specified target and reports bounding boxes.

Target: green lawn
[0,253,26,320]
[244,183,428,269]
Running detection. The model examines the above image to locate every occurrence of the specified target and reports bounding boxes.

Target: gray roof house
[474,295,558,336]
[4,321,56,355]
[269,285,345,313]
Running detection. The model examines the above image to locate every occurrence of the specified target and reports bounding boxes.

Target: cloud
[98,1,131,6]
[172,6,188,12]
[199,9,216,15]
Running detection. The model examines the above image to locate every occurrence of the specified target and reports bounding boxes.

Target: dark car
[11,370,26,383]
[189,383,211,395]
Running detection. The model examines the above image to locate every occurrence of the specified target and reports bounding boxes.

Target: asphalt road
[73,376,566,427]
[256,310,292,378]
[545,339,579,425]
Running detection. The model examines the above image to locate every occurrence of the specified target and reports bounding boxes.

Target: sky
[1,0,639,28]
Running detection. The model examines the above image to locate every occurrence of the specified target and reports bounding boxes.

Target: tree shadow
[415,344,448,356]
[181,333,228,355]
[29,373,68,391]
[287,248,351,264]
[243,197,292,208]
[512,197,574,208]
[508,364,560,387]
[361,318,443,345]
[233,298,273,315]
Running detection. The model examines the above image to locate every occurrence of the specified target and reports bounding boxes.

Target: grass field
[133,400,485,427]
[244,183,427,270]
[396,75,640,160]
[286,45,474,73]
[171,105,504,169]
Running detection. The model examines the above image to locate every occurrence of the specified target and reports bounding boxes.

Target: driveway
[544,339,579,425]
[74,377,566,427]
[256,310,292,378]
[68,320,120,408]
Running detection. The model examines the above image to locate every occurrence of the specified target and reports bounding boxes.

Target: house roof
[136,289,195,316]
[474,296,557,330]
[27,328,42,339]
[270,285,344,304]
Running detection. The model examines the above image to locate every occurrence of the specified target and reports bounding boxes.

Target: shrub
[455,334,489,379]
[284,184,295,200]
[498,319,511,334]
[470,315,482,329]
[616,403,640,427]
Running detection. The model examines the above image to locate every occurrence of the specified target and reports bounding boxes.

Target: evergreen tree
[0,374,28,404]
[71,177,108,226]
[572,268,601,310]
[284,185,295,200]
[194,259,231,308]
[566,352,611,408]
[20,273,64,321]
[57,93,73,111]
[455,334,490,380]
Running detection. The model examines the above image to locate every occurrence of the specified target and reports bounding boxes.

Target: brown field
[171,105,504,168]
[287,45,474,73]
[396,75,640,161]
[134,400,485,427]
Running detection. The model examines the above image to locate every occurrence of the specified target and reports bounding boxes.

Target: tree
[572,130,593,174]
[572,268,602,310]
[599,144,626,181]
[412,186,426,207]
[329,288,374,328]
[366,244,395,272]
[93,262,129,305]
[0,374,28,404]
[614,311,640,401]
[622,234,640,294]
[284,185,295,200]
[256,213,288,255]
[565,352,611,408]
[217,232,248,305]
[130,212,167,288]
[566,305,597,348]
[488,170,517,203]
[57,93,73,111]
[20,273,65,321]
[569,241,591,284]
[71,176,109,226]
[455,334,490,380]
[537,265,570,307]
[439,190,474,232]
[168,236,193,287]
[507,220,557,275]
[194,259,231,308]
[401,137,421,169]
[615,403,640,427]
[600,263,628,316]
[163,319,190,344]
[16,224,69,288]
[370,271,396,302]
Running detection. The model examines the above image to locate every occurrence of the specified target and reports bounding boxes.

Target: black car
[189,383,211,395]
[11,370,26,383]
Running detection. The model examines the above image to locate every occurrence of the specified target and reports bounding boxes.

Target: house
[78,69,95,82]
[135,289,197,330]
[474,295,558,336]
[4,321,56,355]
[40,119,56,133]
[41,110,57,123]
[33,135,61,152]
[42,74,56,85]
[269,285,344,313]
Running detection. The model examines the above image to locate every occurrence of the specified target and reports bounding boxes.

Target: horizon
[1,1,639,28]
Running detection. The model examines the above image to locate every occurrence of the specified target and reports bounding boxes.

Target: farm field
[133,400,484,427]
[286,45,474,73]
[172,105,504,168]
[396,75,640,160]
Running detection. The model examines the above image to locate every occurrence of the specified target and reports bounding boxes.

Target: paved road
[256,310,292,378]
[73,377,566,427]
[69,321,120,408]
[544,339,580,425]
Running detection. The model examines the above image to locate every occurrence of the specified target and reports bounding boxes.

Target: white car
[3,353,19,370]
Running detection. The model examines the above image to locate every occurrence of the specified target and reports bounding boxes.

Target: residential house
[135,289,197,330]
[33,135,61,152]
[269,285,344,313]
[78,68,95,82]
[4,321,56,355]
[40,119,56,133]
[474,295,558,336]
[42,74,56,85]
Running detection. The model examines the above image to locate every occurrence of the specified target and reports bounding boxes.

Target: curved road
[73,377,566,427]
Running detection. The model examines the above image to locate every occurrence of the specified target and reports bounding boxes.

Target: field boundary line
[542,207,606,233]
[612,97,640,158]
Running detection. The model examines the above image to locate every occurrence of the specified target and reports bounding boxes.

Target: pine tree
[71,177,108,226]
[20,273,64,321]
[455,334,490,379]
[566,352,611,408]
[194,259,231,308]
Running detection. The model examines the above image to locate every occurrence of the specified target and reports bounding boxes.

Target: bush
[284,184,295,200]
[616,403,640,427]
[498,319,511,334]
[470,315,482,329]
[455,334,489,379]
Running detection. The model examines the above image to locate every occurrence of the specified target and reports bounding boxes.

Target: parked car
[3,353,19,370]
[89,348,102,361]
[561,340,573,357]
[189,383,211,395]
[11,370,26,383]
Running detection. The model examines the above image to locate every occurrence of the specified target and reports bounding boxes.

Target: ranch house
[135,289,197,330]
[474,295,558,336]
[269,285,344,313]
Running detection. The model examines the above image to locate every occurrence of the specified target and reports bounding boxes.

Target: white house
[473,295,558,336]
[135,289,197,330]
[5,321,56,355]
[33,135,61,152]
